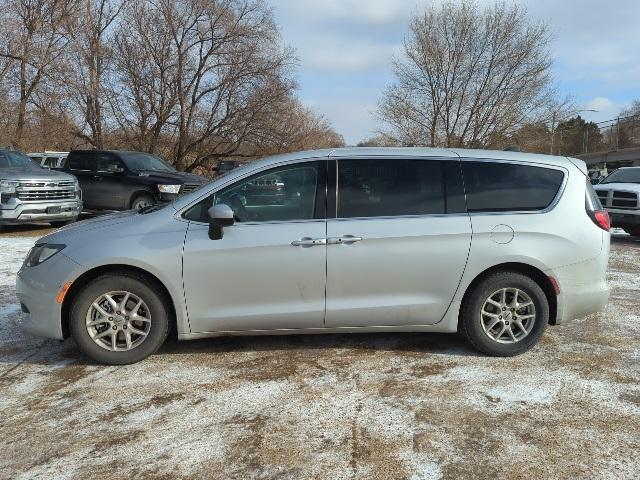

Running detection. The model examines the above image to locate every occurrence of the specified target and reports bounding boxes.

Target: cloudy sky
[270,0,640,145]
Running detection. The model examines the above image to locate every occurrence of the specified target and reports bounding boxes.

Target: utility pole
[585,126,590,154]
[550,110,557,155]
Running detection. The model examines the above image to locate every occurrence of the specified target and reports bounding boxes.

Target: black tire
[50,220,74,228]
[625,227,640,237]
[69,273,170,365]
[130,193,155,210]
[460,271,549,356]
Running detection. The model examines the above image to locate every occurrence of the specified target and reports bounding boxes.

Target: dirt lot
[0,225,639,479]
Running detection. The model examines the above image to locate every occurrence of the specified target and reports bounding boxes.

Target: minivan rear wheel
[460,271,548,356]
[69,273,169,365]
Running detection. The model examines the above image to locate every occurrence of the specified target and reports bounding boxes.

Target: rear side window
[68,152,97,171]
[462,161,565,212]
[337,159,449,218]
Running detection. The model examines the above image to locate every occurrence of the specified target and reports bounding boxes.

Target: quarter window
[462,161,565,212]
[337,159,447,218]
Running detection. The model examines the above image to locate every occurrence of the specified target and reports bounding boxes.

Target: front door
[325,157,472,327]
[182,159,328,333]
[93,153,130,209]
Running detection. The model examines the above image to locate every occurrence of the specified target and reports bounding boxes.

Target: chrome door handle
[327,235,363,245]
[291,237,327,247]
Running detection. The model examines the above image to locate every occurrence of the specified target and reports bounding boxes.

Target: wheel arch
[129,189,157,209]
[459,262,558,326]
[61,264,177,338]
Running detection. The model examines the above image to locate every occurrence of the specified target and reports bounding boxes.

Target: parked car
[28,151,68,169]
[16,148,610,364]
[593,166,640,236]
[61,150,208,211]
[0,149,81,229]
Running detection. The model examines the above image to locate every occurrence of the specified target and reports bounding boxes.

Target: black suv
[62,150,208,210]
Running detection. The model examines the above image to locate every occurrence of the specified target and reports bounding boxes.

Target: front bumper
[0,199,82,224]
[159,192,179,202]
[15,252,82,340]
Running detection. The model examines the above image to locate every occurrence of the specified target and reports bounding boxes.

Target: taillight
[588,210,610,231]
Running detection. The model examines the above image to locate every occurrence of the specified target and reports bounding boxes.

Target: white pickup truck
[593,166,640,236]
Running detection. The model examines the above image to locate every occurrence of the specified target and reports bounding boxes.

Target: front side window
[462,161,565,212]
[98,153,124,172]
[184,161,322,223]
[119,152,175,172]
[337,159,446,218]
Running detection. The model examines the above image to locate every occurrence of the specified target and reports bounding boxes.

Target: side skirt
[178,301,462,340]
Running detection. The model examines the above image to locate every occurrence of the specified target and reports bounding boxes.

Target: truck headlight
[0,179,19,194]
[25,244,66,267]
[158,184,181,194]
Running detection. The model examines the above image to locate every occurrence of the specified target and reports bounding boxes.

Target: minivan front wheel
[70,273,169,364]
[460,272,548,356]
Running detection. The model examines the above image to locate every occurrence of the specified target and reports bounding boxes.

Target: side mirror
[208,204,235,240]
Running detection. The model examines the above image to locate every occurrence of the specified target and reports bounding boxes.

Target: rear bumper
[0,199,82,224]
[555,279,610,325]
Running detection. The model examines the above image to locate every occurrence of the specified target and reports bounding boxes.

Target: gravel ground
[0,227,639,480]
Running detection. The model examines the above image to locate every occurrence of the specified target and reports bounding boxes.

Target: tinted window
[68,152,97,171]
[98,153,124,172]
[184,162,322,223]
[120,152,174,172]
[337,159,446,218]
[462,161,564,212]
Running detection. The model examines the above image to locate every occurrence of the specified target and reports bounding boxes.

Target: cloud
[269,0,640,144]
[301,41,401,74]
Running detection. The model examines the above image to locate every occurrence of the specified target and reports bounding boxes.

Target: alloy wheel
[85,291,151,351]
[480,288,536,344]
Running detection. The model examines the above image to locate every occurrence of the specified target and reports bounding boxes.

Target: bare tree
[159,0,296,171]
[110,0,178,154]
[378,1,556,148]
[242,96,344,155]
[63,0,122,148]
[0,0,71,149]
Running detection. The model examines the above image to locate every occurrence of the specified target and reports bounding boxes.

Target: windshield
[0,150,42,169]
[119,152,176,172]
[600,168,640,185]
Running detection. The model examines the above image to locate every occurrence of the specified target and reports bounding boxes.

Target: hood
[1,166,76,182]
[40,209,147,244]
[135,170,208,184]
[594,182,640,192]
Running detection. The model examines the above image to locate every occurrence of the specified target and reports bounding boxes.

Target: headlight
[24,244,65,267]
[157,184,181,194]
[0,179,19,194]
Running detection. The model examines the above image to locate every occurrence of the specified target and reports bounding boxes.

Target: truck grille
[597,190,639,209]
[181,183,201,194]
[16,180,77,201]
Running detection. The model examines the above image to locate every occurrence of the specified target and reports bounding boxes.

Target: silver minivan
[16,148,611,364]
